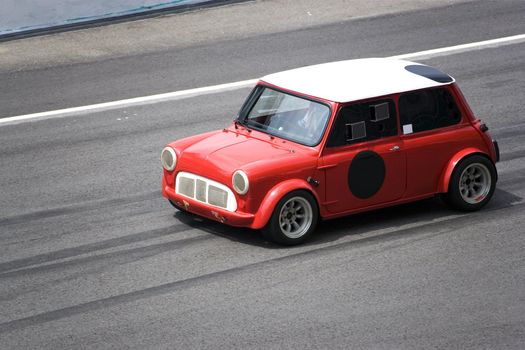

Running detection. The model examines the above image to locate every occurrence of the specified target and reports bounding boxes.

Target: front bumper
[163,185,255,227]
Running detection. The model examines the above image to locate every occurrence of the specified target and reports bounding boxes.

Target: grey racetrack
[1,1,525,348]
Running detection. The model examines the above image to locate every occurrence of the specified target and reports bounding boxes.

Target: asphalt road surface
[1,1,525,349]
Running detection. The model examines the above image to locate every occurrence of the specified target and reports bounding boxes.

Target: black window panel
[398,87,461,134]
[327,98,397,147]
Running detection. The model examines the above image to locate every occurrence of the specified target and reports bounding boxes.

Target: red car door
[321,138,406,214]
[320,98,406,214]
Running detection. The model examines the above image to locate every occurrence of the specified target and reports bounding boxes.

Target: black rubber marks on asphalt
[348,150,385,199]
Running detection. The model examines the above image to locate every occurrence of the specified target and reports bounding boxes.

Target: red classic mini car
[161,58,499,245]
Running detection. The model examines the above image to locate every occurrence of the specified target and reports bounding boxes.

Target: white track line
[2,33,525,126]
[0,79,258,126]
[390,33,525,60]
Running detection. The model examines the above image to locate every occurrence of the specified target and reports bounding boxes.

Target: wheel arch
[438,148,495,193]
[250,179,320,229]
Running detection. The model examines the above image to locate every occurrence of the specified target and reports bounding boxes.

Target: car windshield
[241,87,330,146]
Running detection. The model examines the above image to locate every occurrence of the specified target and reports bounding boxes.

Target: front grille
[175,172,237,212]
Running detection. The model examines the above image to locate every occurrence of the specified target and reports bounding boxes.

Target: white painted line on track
[0,79,258,126]
[2,33,525,126]
[389,33,525,60]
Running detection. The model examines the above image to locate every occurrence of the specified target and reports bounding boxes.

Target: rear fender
[250,179,319,229]
[438,147,487,193]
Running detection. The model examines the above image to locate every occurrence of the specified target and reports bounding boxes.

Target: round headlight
[161,147,177,171]
[232,170,249,195]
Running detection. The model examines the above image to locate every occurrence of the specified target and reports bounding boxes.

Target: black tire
[262,190,319,246]
[443,154,496,211]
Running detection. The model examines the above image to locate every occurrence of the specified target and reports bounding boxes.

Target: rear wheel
[443,155,496,211]
[262,190,318,245]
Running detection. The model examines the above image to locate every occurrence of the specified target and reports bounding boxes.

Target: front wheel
[262,190,319,246]
[443,155,496,211]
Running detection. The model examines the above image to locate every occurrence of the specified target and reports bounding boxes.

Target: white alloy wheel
[458,163,491,204]
[278,196,313,239]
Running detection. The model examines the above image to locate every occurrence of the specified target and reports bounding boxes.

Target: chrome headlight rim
[161,146,177,172]
[232,170,249,195]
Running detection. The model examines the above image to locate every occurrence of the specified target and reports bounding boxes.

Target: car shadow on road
[174,210,272,247]
[174,188,522,249]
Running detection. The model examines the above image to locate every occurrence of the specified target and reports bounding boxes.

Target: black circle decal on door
[348,150,386,199]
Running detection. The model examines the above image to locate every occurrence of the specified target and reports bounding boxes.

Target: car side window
[327,98,397,147]
[398,87,461,134]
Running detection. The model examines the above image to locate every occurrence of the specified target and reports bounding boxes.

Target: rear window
[398,87,461,134]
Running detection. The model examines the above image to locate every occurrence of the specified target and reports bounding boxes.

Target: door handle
[389,145,400,151]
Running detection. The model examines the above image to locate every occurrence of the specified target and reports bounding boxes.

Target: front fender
[438,147,487,193]
[250,179,319,229]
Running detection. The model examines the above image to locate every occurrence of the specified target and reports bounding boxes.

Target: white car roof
[260,58,455,103]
